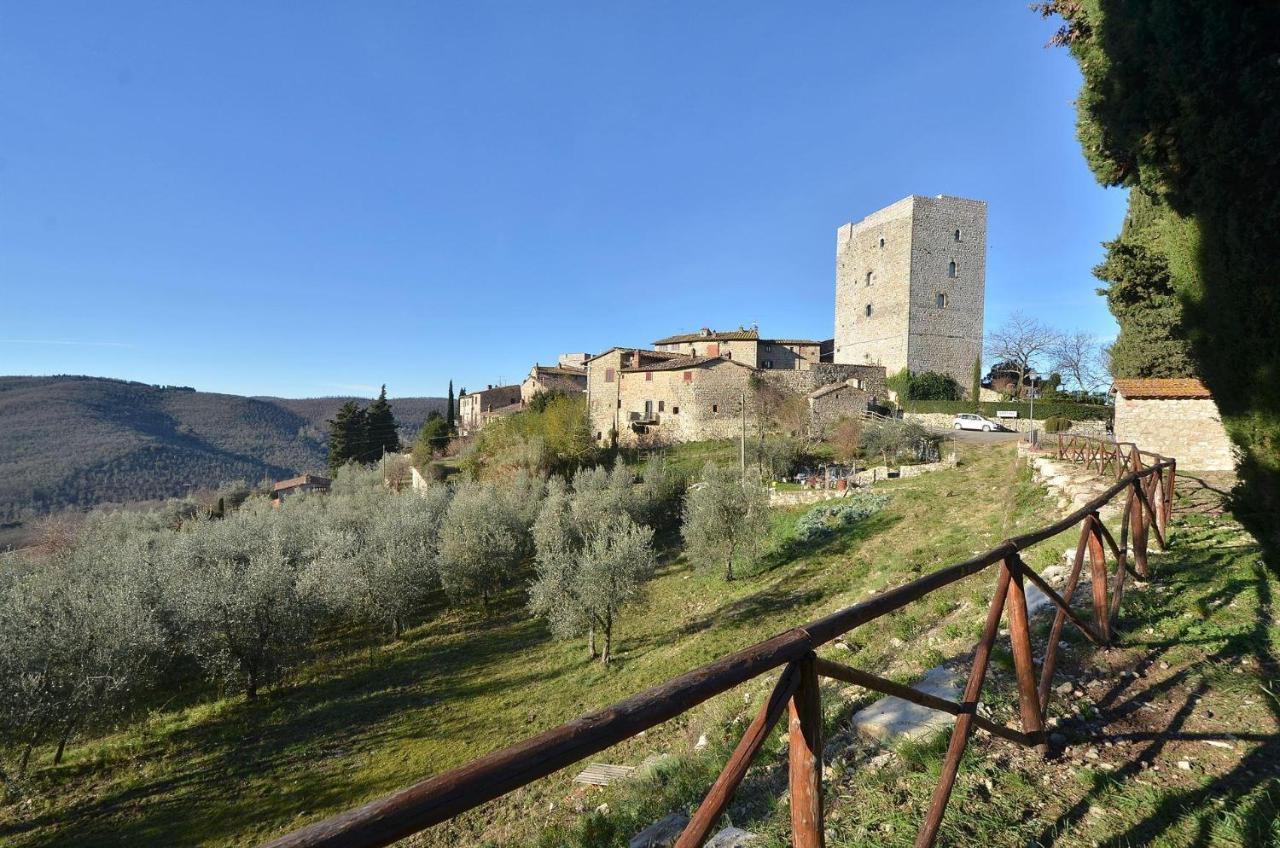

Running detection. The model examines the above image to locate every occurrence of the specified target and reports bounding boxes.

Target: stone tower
[833,194,987,392]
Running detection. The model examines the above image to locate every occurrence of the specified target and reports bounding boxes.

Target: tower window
[954,229,962,241]
[936,292,948,308]
[948,260,957,278]
[865,271,873,286]
[878,237,885,248]
[712,404,718,413]
[865,303,872,317]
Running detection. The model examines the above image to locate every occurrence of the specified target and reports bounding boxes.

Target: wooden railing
[261,443,1177,848]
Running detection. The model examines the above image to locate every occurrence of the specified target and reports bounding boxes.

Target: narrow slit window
[865,271,873,286]
[954,228,962,241]
[936,292,948,308]
[948,260,957,278]
[865,303,872,317]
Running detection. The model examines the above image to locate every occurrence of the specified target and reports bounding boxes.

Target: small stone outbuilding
[1112,378,1236,471]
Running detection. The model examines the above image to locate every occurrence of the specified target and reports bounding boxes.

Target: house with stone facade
[834,194,987,393]
[652,328,827,371]
[457,384,522,436]
[1113,378,1236,471]
[586,341,886,448]
[520,363,586,405]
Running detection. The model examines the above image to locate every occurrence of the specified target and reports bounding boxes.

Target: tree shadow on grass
[0,588,562,848]
[1030,531,1279,846]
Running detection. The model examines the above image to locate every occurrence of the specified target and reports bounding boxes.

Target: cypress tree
[446,380,455,434]
[327,400,368,471]
[365,385,401,458]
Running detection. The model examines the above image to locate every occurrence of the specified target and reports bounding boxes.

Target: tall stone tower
[833,194,987,392]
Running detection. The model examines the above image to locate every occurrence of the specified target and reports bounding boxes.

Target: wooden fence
[260,440,1176,848]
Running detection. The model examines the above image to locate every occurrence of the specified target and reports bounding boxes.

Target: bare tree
[986,312,1061,398]
[1051,331,1108,395]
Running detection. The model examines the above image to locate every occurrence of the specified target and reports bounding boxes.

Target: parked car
[952,413,1006,432]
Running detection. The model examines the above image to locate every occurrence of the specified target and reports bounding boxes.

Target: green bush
[1044,416,1073,433]
[887,369,964,401]
[793,493,888,544]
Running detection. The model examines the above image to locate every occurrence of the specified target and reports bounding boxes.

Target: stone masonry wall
[834,195,987,393]
[903,412,1110,436]
[1114,395,1236,471]
[760,364,887,401]
[906,196,986,389]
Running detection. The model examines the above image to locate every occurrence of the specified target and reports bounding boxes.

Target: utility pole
[740,391,747,480]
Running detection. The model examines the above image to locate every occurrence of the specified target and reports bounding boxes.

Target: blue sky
[0,2,1124,399]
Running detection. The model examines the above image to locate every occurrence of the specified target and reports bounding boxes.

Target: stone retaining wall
[903,412,1109,436]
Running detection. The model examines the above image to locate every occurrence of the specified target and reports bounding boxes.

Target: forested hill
[0,376,445,522]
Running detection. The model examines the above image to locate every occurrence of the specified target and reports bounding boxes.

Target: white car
[952,413,1002,432]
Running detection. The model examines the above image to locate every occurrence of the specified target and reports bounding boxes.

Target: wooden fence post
[1086,519,1111,644]
[1130,479,1149,578]
[789,653,823,848]
[1005,558,1047,755]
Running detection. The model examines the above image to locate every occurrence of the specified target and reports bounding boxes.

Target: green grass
[3,445,1274,847]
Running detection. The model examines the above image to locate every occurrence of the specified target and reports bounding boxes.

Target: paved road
[933,427,1024,446]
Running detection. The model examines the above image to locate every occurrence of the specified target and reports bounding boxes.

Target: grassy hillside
[1,444,1271,847]
[0,376,445,525]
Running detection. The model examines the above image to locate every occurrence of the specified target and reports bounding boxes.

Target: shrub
[1044,416,1073,434]
[681,464,771,581]
[793,493,889,544]
[887,369,964,401]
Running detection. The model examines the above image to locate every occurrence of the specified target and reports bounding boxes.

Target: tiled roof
[622,355,756,373]
[584,347,684,364]
[808,382,855,400]
[532,365,586,377]
[652,329,760,345]
[765,338,823,346]
[1113,378,1211,399]
[273,474,330,492]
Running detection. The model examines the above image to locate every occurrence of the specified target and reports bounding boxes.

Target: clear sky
[0,2,1125,399]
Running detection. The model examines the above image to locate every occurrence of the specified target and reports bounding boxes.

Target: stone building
[457,384,521,436]
[834,194,987,391]
[652,328,825,371]
[1113,378,1236,471]
[807,381,870,437]
[586,345,886,448]
[520,363,586,405]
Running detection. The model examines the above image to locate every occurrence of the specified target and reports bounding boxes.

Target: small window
[763,359,773,369]
[948,260,957,278]
[658,400,665,412]
[878,237,885,248]
[595,431,602,440]
[865,303,872,317]
[683,371,693,383]
[712,404,718,414]
[672,406,680,415]
[954,229,962,241]
[617,399,622,408]
[604,368,615,382]
[645,372,652,382]
[936,292,948,308]
[865,271,873,286]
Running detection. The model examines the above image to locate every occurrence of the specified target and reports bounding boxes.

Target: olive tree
[436,480,529,610]
[305,482,451,639]
[529,475,654,664]
[0,531,164,778]
[681,463,771,581]
[167,503,319,700]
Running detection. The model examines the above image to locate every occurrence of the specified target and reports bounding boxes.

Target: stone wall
[760,363,887,401]
[808,385,869,437]
[1114,395,1236,471]
[902,411,1110,436]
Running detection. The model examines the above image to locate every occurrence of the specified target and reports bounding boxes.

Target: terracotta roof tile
[652,329,760,345]
[1113,378,1211,399]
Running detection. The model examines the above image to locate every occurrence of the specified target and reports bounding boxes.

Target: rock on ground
[629,813,689,848]
[849,666,963,743]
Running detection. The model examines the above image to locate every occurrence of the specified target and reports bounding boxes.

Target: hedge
[900,399,1113,421]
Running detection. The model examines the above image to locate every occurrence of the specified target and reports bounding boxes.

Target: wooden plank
[789,655,824,848]
[572,763,636,786]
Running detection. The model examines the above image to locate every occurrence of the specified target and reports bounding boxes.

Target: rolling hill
[0,375,447,525]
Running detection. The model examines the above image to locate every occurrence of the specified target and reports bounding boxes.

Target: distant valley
[0,375,445,531]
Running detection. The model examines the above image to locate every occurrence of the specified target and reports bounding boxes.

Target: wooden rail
[260,442,1177,848]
